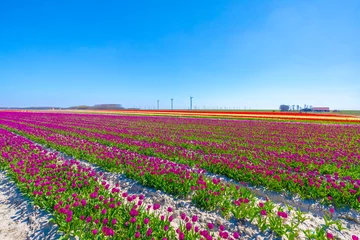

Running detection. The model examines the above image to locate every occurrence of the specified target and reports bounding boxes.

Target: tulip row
[0,118,343,238]
[62,109,360,124]
[4,112,360,168]
[0,127,249,239]
[0,128,180,239]
[1,113,359,209]
[3,113,359,177]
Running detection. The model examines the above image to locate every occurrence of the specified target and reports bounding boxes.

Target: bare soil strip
[2,131,359,239]
[41,141,360,239]
[0,171,62,240]
[52,149,262,239]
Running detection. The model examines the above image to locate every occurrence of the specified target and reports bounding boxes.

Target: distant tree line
[1,104,129,110]
[69,104,125,110]
[279,104,313,112]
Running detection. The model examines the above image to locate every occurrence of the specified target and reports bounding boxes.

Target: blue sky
[0,0,359,109]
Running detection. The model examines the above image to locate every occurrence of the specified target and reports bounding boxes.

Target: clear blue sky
[1,0,359,110]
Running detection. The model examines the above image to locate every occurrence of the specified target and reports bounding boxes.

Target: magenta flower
[221,231,229,239]
[130,209,139,217]
[153,203,160,210]
[179,232,185,240]
[135,232,141,238]
[92,229,98,235]
[200,230,210,237]
[111,218,117,225]
[105,227,114,236]
[86,216,92,223]
[146,228,152,236]
[90,192,98,199]
[326,232,334,239]
[277,211,288,218]
[207,222,214,229]
[260,209,267,216]
[212,178,220,184]
[219,225,225,231]
[233,232,240,239]
[192,215,198,222]
[66,216,72,222]
[101,208,107,215]
[186,222,192,231]
[144,218,149,224]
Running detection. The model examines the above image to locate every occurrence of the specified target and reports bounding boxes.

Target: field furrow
[1,111,359,239]
[0,113,359,210]
[0,128,215,239]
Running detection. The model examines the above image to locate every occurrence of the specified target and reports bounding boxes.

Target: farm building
[312,107,330,112]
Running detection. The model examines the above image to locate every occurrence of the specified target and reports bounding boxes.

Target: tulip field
[0,111,359,239]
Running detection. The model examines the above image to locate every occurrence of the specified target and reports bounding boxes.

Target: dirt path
[0,171,62,240]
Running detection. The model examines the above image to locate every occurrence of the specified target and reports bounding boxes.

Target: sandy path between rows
[0,171,62,240]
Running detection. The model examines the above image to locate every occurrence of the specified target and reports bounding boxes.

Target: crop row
[5,112,360,164]
[3,113,359,176]
[1,113,359,209]
[0,128,208,239]
[0,118,348,239]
